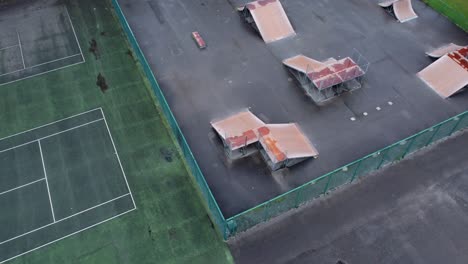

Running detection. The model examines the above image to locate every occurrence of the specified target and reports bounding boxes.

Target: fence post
[262,203,270,222]
[350,160,362,182]
[401,138,416,159]
[376,148,391,169]
[323,174,333,194]
[448,116,462,136]
[294,187,302,208]
[424,125,441,147]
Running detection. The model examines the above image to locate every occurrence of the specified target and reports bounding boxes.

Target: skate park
[117,0,468,218]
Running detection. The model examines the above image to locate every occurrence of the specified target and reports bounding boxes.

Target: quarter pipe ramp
[379,0,418,23]
[238,0,296,43]
[418,47,468,98]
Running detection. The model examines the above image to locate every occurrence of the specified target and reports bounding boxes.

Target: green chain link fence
[226,111,468,235]
[422,0,468,32]
[110,0,467,239]
[110,0,230,239]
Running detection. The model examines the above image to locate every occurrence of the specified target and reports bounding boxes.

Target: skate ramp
[418,48,468,98]
[211,110,265,150]
[282,55,325,73]
[258,124,318,164]
[283,55,365,90]
[379,0,418,23]
[426,43,465,58]
[238,0,296,43]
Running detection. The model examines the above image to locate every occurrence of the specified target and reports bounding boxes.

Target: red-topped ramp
[211,110,318,169]
[238,0,296,43]
[379,0,418,23]
[418,47,468,98]
[211,110,265,150]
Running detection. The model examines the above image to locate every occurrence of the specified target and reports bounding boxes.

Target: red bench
[191,32,206,49]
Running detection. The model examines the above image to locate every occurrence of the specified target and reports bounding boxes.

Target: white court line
[0,140,37,154]
[0,53,82,77]
[16,30,26,69]
[0,118,104,154]
[64,6,85,63]
[38,140,56,222]
[100,108,137,209]
[0,108,101,142]
[56,193,131,222]
[0,178,45,196]
[0,207,136,264]
[0,44,19,51]
[0,193,132,246]
[29,53,82,68]
[0,60,85,87]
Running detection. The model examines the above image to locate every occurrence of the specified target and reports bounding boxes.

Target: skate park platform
[283,53,369,103]
[117,0,468,217]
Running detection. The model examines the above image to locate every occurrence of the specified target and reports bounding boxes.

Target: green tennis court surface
[0,108,135,263]
[0,3,84,86]
[0,0,233,263]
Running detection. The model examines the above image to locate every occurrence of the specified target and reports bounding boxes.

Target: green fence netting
[226,111,468,235]
[423,0,468,32]
[110,0,229,239]
[110,0,467,240]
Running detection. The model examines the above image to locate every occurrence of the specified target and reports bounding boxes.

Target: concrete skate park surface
[117,0,468,217]
[228,132,468,264]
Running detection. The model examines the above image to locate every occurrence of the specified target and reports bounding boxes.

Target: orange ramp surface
[283,55,326,73]
[258,124,318,164]
[238,0,295,43]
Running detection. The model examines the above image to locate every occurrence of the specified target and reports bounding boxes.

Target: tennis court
[0,108,135,263]
[0,2,84,86]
